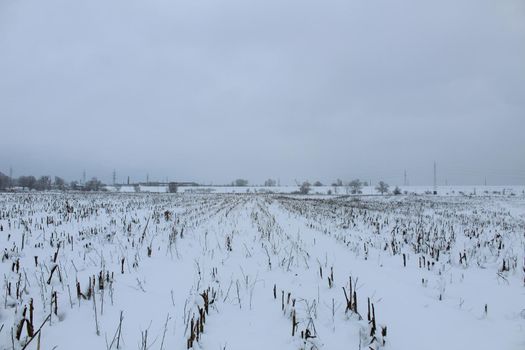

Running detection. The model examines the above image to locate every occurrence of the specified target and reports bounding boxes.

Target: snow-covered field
[1,192,524,350]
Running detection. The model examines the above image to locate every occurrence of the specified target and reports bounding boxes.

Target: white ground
[0,192,524,350]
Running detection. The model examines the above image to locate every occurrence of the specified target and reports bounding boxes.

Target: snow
[0,192,524,350]
[117,185,136,192]
[138,185,168,193]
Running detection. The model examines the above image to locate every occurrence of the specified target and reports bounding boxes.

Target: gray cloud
[1,0,524,185]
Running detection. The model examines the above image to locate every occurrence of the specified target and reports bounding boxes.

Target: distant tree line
[328,178,401,196]
[0,172,9,190]
[0,172,104,192]
[0,171,403,196]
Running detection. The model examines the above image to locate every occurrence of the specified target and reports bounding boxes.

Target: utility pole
[146,173,149,184]
[82,170,86,185]
[112,170,116,185]
[484,177,487,186]
[433,161,437,194]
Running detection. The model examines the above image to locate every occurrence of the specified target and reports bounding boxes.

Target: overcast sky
[1,0,524,185]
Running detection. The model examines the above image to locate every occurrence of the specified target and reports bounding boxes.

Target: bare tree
[264,179,277,187]
[234,179,248,187]
[36,176,52,191]
[70,181,79,190]
[54,176,66,190]
[168,182,178,193]
[393,186,402,195]
[332,179,343,187]
[375,181,389,195]
[84,178,103,191]
[299,181,311,194]
[0,172,8,190]
[18,176,37,190]
[348,179,363,194]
